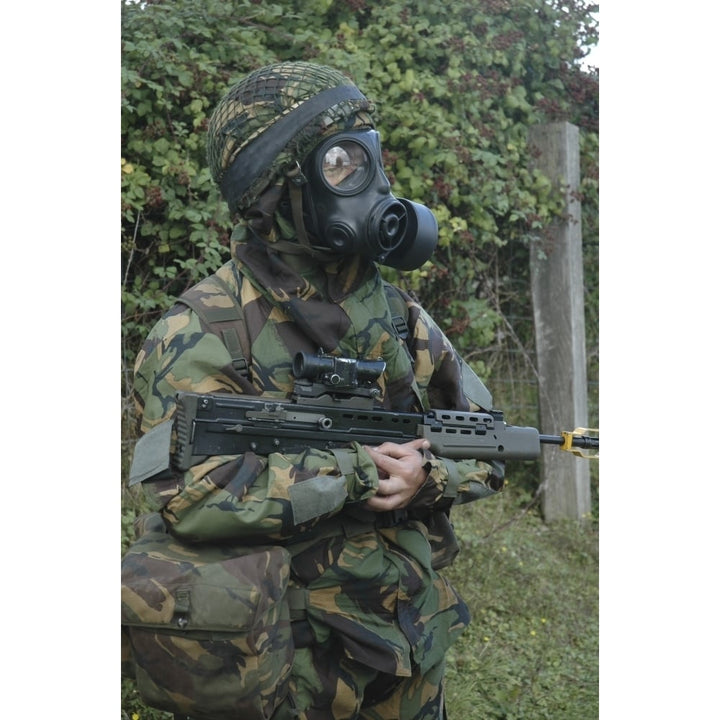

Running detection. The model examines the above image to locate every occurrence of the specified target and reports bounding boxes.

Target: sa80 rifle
[174,352,598,471]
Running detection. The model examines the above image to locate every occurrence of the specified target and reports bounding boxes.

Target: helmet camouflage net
[207,61,375,214]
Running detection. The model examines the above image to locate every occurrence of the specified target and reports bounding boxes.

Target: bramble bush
[121,1,599,716]
[121,0,598,376]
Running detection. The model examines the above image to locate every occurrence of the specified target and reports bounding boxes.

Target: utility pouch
[121,514,294,720]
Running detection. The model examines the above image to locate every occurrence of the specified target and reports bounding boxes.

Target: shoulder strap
[176,270,250,377]
[382,281,410,342]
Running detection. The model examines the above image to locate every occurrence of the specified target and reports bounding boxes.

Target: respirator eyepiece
[320,141,372,193]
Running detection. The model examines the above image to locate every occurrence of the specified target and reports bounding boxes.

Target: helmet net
[207,61,375,213]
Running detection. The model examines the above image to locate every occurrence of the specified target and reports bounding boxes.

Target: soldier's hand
[363,438,430,512]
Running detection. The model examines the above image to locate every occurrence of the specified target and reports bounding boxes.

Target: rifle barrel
[539,434,599,450]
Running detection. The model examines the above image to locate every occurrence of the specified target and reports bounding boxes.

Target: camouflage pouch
[121,522,294,720]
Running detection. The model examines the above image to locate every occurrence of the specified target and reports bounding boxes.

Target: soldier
[128,61,504,719]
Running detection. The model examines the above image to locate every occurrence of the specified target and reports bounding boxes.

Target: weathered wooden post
[528,121,591,521]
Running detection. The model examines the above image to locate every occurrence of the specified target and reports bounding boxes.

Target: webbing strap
[442,458,462,499]
[382,281,410,341]
[330,448,357,479]
[287,585,309,620]
[220,328,247,375]
[382,281,424,410]
[176,272,250,377]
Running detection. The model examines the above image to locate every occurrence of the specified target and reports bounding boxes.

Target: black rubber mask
[301,130,438,269]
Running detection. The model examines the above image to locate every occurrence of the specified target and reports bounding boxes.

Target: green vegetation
[121,0,598,380]
[443,493,598,718]
[121,0,599,717]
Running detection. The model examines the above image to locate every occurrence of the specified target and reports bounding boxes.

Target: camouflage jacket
[131,233,503,677]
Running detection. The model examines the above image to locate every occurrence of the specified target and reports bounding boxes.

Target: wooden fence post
[528,121,591,522]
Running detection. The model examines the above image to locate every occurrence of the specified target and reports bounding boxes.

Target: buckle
[376,509,408,528]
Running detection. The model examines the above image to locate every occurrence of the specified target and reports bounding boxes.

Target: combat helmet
[207,61,375,217]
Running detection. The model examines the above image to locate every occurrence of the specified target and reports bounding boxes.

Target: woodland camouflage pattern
[129,229,503,718]
[122,525,292,719]
[127,60,503,719]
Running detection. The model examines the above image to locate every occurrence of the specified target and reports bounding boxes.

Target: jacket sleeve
[399,291,505,513]
[131,304,380,544]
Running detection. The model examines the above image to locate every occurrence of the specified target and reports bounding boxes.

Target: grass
[121,467,599,720]
[443,480,599,719]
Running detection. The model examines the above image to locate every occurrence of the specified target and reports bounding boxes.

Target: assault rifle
[174,352,599,471]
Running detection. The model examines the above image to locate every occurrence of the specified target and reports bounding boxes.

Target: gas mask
[298,130,438,270]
